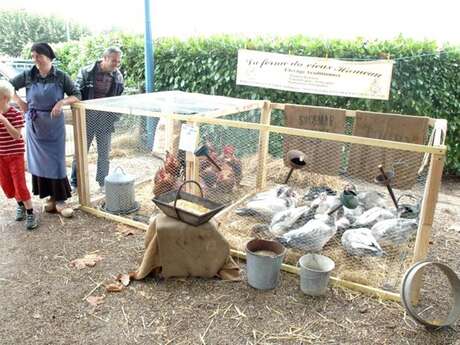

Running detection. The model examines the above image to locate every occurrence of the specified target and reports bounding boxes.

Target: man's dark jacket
[75,61,124,130]
[75,60,124,100]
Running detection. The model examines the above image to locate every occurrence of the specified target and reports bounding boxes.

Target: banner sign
[236,49,394,100]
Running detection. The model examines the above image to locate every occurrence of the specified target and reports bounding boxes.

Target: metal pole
[144,0,159,150]
[144,0,154,93]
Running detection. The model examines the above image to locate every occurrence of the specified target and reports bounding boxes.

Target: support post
[256,101,271,191]
[72,104,90,207]
[411,153,445,303]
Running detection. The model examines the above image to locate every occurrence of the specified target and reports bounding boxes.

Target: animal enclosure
[71,91,447,301]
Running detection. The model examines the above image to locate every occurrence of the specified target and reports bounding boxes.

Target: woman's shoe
[44,199,56,213]
[56,202,73,218]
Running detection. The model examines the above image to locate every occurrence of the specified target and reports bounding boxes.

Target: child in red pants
[0,80,38,230]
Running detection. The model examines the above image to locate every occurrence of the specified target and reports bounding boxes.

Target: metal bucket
[298,254,335,296]
[245,239,286,290]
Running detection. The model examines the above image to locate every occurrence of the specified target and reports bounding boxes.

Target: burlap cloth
[132,214,240,281]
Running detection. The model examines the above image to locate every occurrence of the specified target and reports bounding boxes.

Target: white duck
[341,228,385,257]
[269,205,312,236]
[276,214,336,252]
[371,218,418,245]
[236,186,297,221]
[353,207,395,228]
[357,190,387,210]
[310,192,341,215]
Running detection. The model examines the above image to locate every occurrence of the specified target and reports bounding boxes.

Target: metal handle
[114,166,126,175]
[173,180,204,222]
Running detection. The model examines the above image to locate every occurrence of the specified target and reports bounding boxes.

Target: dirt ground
[1,177,459,345]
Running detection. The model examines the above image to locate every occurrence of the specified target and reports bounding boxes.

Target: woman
[11,43,81,217]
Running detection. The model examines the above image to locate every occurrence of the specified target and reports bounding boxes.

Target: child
[0,80,38,230]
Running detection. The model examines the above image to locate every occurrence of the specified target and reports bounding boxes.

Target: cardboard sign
[237,49,394,100]
[284,105,346,176]
[179,123,198,152]
[348,111,429,189]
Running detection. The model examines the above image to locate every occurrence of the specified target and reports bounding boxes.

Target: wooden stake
[411,152,445,303]
[71,104,90,206]
[256,101,271,191]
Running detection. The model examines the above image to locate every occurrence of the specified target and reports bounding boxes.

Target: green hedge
[52,34,460,174]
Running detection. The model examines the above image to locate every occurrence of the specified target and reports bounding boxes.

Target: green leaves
[53,33,460,175]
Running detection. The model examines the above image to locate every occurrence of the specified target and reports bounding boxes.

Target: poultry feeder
[397,194,421,219]
[327,186,359,215]
[152,180,225,226]
[374,164,399,210]
[284,150,306,183]
[194,144,222,171]
[103,167,140,214]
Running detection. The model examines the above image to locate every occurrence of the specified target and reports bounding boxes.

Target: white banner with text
[236,49,394,100]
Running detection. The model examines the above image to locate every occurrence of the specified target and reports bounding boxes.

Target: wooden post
[185,122,201,194]
[255,101,271,191]
[411,153,445,303]
[71,104,90,207]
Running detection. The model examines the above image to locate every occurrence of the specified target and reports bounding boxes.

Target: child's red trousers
[0,154,31,201]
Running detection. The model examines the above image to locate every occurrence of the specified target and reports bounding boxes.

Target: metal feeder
[284,150,306,183]
[397,194,420,219]
[194,144,222,171]
[374,164,399,210]
[327,185,359,215]
[103,167,139,214]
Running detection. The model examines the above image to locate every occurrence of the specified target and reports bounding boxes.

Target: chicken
[371,218,418,245]
[216,165,236,193]
[220,145,242,185]
[164,151,181,177]
[341,228,385,257]
[153,168,179,196]
[276,214,336,252]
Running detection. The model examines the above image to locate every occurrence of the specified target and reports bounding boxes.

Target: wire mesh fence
[73,93,443,296]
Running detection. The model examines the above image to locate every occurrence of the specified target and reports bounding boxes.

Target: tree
[0,10,91,57]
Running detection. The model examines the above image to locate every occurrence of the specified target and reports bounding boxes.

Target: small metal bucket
[245,239,286,290]
[298,254,335,296]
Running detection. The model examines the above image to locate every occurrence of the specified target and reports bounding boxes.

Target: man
[71,47,124,192]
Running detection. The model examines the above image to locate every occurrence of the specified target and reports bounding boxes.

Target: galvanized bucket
[104,167,138,214]
[245,239,286,290]
[298,254,335,296]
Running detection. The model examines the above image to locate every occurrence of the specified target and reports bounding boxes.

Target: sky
[1,0,459,44]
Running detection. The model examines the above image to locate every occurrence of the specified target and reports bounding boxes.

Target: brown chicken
[164,151,181,177]
[220,145,242,185]
[153,168,178,196]
[216,165,236,193]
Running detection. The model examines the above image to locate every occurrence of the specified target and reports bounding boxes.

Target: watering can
[194,144,222,171]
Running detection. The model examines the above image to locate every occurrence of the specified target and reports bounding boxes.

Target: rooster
[164,151,181,177]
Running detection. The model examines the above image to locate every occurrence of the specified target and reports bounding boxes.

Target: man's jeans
[71,118,112,188]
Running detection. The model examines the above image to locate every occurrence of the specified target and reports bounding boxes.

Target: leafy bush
[54,34,460,174]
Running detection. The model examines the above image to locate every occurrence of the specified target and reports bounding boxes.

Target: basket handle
[173,180,204,222]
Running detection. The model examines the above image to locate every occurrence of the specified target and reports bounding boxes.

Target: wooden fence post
[256,101,271,191]
[72,103,90,207]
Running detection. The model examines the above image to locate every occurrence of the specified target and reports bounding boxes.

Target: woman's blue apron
[25,81,66,179]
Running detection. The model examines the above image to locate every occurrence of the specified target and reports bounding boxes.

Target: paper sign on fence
[179,123,198,152]
[236,49,394,100]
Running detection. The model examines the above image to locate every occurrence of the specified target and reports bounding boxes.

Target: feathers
[341,228,385,257]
